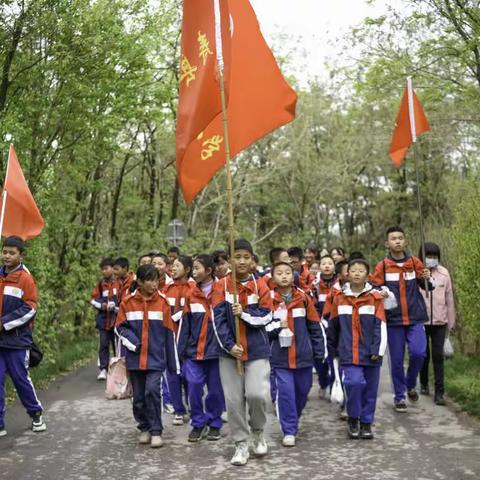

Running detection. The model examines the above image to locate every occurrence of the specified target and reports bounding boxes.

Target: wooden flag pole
[215,0,243,376]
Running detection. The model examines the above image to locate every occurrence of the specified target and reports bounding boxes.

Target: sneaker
[282,435,295,447]
[319,388,330,400]
[434,393,446,406]
[31,413,47,433]
[231,441,249,466]
[407,388,419,402]
[420,385,430,395]
[339,407,348,421]
[139,431,152,444]
[188,426,207,442]
[347,417,360,439]
[221,411,228,423]
[0,427,6,437]
[207,427,221,441]
[163,403,175,414]
[251,430,268,456]
[173,414,185,425]
[394,400,408,412]
[360,422,374,440]
[150,435,163,448]
[97,369,107,381]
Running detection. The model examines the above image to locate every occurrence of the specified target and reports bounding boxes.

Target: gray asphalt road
[0,360,479,480]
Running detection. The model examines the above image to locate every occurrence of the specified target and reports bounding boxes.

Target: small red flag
[176,0,297,204]
[0,144,44,240]
[389,78,430,168]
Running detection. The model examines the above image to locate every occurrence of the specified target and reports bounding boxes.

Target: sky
[249,0,403,81]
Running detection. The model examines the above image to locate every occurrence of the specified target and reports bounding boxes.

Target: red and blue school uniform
[327,284,387,424]
[211,274,273,361]
[370,254,433,402]
[312,273,337,390]
[0,264,43,429]
[177,281,224,431]
[90,278,119,371]
[115,290,178,435]
[117,272,135,303]
[164,279,194,416]
[267,287,326,435]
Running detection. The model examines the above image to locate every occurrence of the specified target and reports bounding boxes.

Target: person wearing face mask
[418,242,455,406]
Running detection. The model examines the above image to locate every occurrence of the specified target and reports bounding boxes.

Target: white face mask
[425,258,439,269]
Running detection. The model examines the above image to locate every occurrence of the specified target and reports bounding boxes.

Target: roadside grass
[6,337,97,404]
[444,353,480,418]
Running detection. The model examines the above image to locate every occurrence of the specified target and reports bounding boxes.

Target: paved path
[1,360,479,480]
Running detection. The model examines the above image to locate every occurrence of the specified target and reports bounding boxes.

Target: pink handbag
[105,339,133,400]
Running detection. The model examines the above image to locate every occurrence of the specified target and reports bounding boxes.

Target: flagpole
[0,145,11,238]
[407,78,429,296]
[214,0,243,376]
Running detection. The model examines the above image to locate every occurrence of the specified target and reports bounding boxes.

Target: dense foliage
[0,0,479,355]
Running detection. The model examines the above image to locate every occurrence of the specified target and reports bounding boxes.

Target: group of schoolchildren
[87,226,455,466]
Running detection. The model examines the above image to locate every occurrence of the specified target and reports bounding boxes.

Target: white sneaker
[172,414,184,425]
[251,430,268,456]
[282,435,295,447]
[150,435,163,448]
[139,431,152,444]
[221,411,228,423]
[0,427,6,437]
[32,414,47,433]
[97,369,107,381]
[163,403,175,414]
[230,441,249,466]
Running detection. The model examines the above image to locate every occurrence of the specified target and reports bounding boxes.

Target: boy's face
[151,257,168,277]
[231,249,252,278]
[289,256,302,273]
[168,251,178,263]
[320,257,335,277]
[102,265,114,279]
[339,264,349,282]
[273,265,293,288]
[113,265,128,278]
[139,256,151,266]
[137,278,159,296]
[309,262,320,277]
[215,258,229,278]
[2,246,22,269]
[275,251,290,264]
[385,232,407,254]
[304,250,316,266]
[348,263,369,286]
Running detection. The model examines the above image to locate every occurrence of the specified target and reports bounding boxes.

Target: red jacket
[90,278,119,330]
[164,279,195,330]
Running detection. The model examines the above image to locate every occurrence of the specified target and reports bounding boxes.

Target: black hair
[287,246,303,260]
[114,257,129,269]
[330,246,346,257]
[419,242,441,261]
[3,235,25,253]
[319,254,335,262]
[228,238,253,256]
[99,257,115,268]
[212,250,228,263]
[269,247,287,265]
[148,249,160,256]
[136,264,160,282]
[175,254,193,275]
[348,251,365,261]
[152,253,169,263]
[138,254,152,263]
[252,253,259,263]
[335,259,349,275]
[167,246,180,255]
[272,261,294,274]
[305,246,319,258]
[386,226,405,238]
[348,258,370,274]
[194,254,215,274]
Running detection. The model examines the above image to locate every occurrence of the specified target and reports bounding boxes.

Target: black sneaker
[347,417,360,439]
[407,389,419,402]
[420,385,430,395]
[207,427,221,441]
[360,422,374,440]
[394,400,408,412]
[31,413,47,432]
[188,426,207,443]
[434,393,446,406]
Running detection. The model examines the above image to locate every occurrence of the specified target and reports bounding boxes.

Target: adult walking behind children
[115,264,179,448]
[0,236,46,436]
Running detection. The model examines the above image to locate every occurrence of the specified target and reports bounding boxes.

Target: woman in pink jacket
[418,242,456,406]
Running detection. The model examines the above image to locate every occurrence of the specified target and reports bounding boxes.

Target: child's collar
[343,282,373,297]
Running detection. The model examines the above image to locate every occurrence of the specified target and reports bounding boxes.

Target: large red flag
[176,0,297,204]
[0,145,44,240]
[389,78,430,168]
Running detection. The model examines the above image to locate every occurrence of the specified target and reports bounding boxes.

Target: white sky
[249,0,404,82]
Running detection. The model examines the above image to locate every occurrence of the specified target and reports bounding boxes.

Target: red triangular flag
[0,145,44,240]
[389,79,430,168]
[176,0,297,204]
